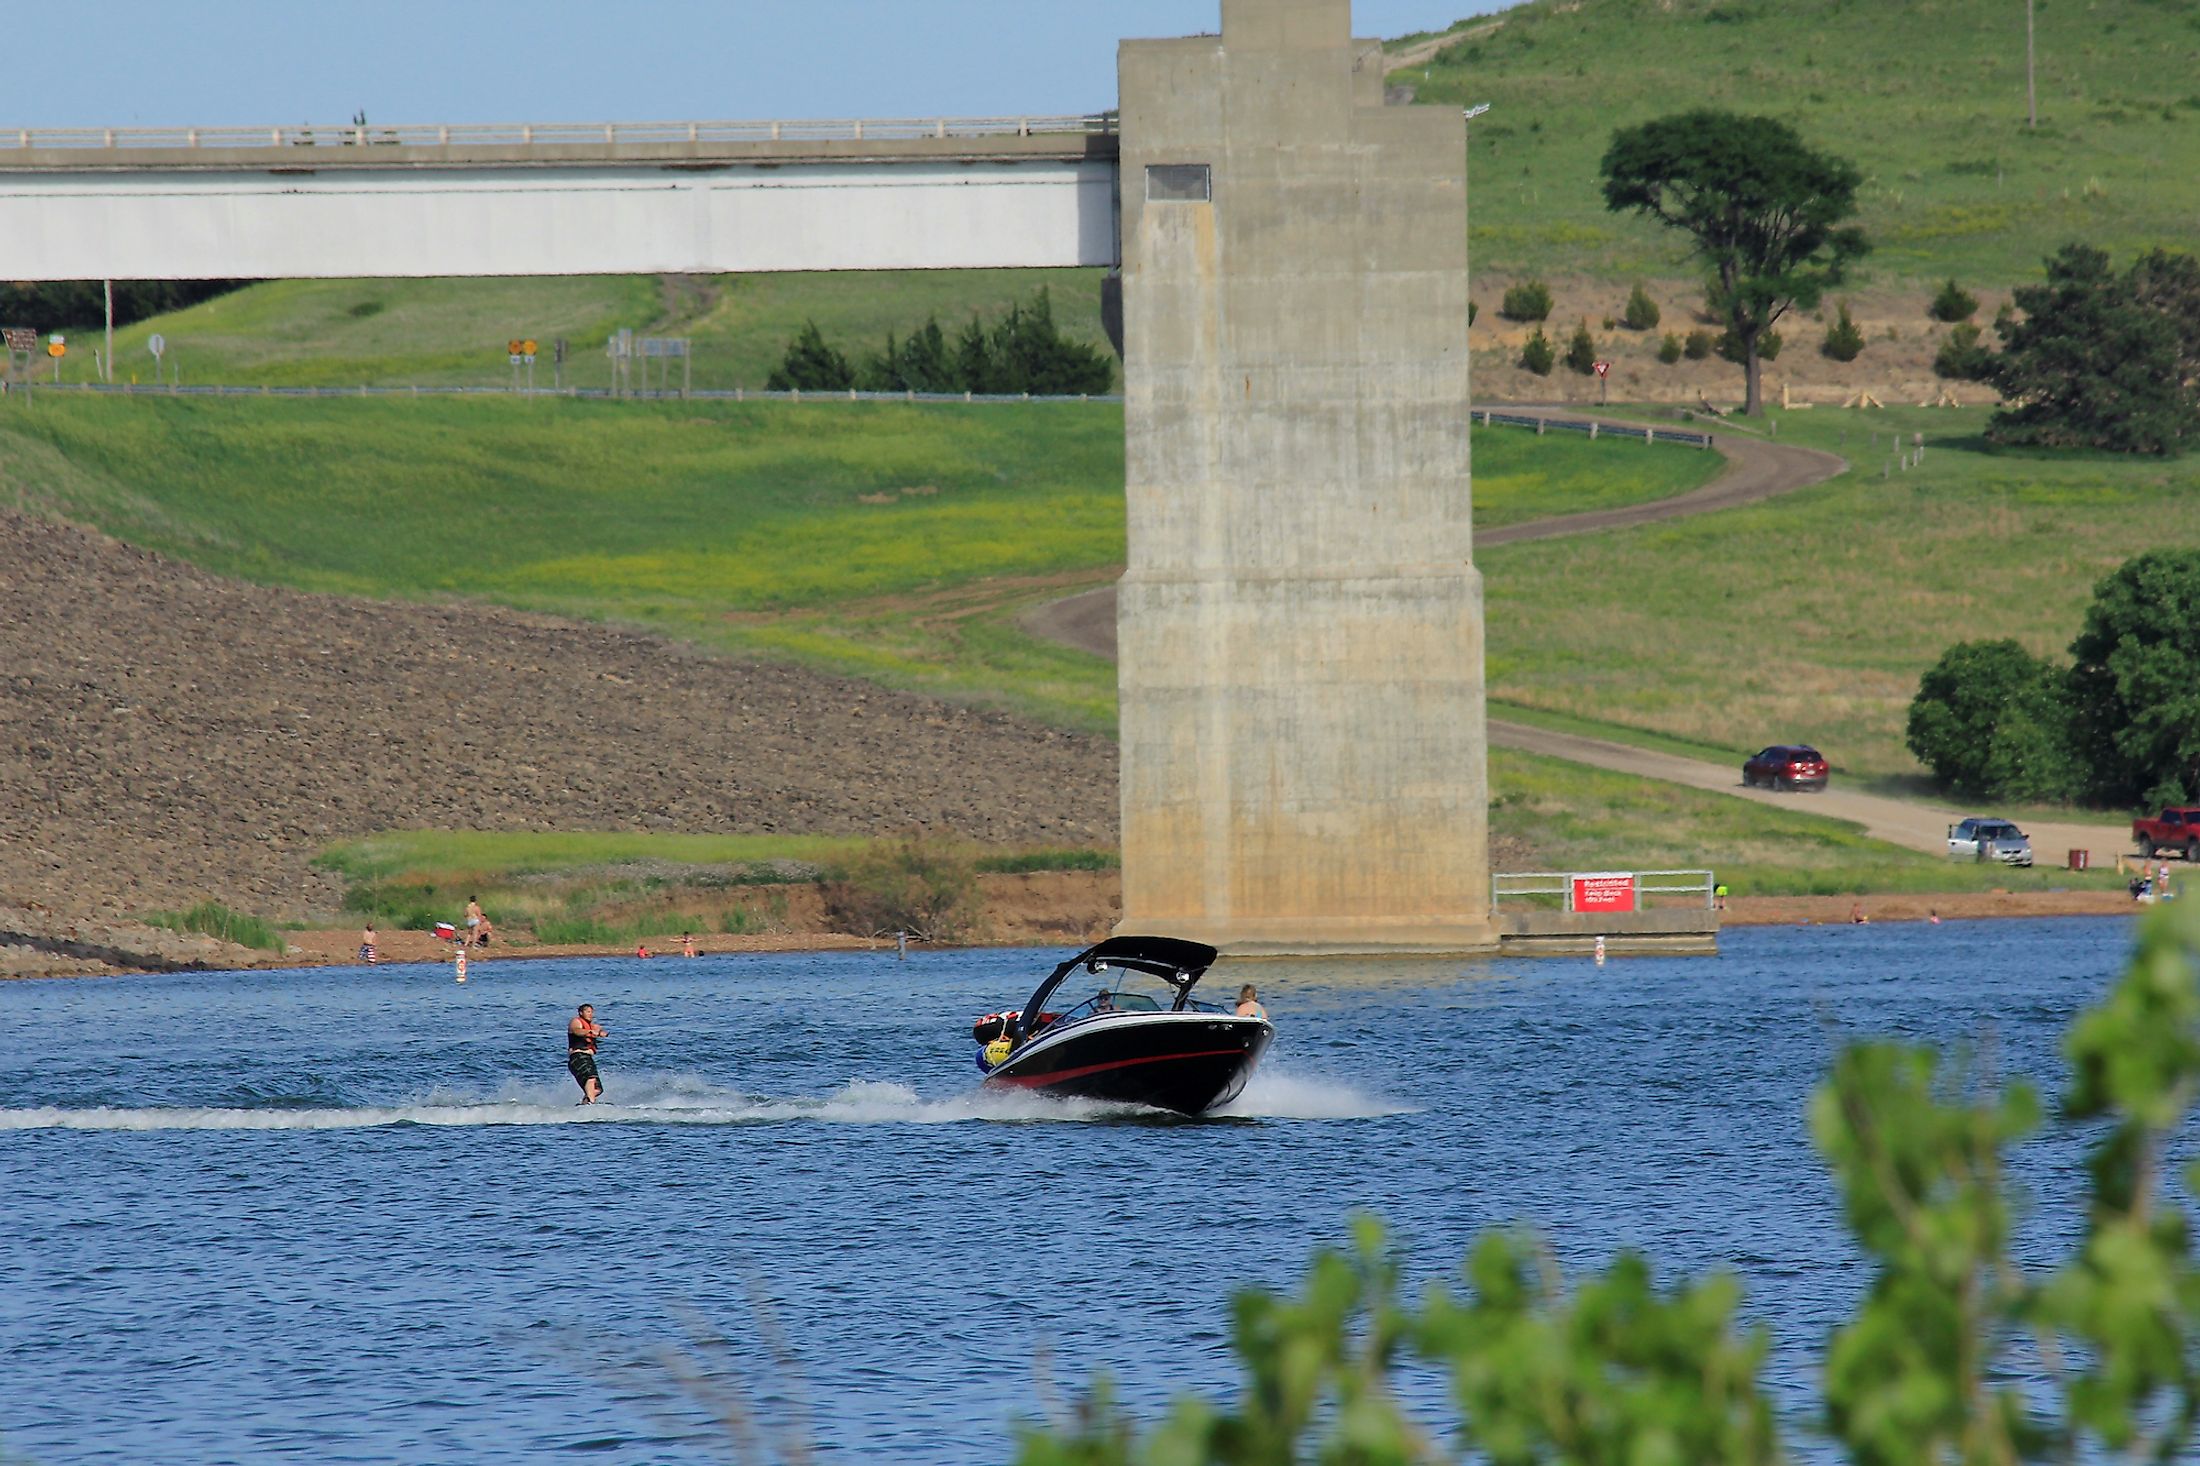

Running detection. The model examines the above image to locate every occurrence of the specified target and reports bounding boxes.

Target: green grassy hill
[86,269,1113,393]
[1396,0,2200,283]
[0,395,1714,731]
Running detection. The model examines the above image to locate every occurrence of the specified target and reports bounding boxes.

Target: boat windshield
[1047,969,1226,1029]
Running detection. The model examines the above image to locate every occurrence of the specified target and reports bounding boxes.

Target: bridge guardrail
[1474,408,1713,450]
[2,115,1119,153]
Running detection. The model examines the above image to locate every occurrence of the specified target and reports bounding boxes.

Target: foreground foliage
[1018,904,2200,1462]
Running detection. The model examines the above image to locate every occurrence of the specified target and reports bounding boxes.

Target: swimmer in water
[567,1003,607,1104]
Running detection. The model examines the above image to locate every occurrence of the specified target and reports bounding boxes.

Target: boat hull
[984,1013,1272,1115]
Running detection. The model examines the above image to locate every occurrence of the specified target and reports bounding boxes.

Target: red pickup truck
[2133,807,2200,858]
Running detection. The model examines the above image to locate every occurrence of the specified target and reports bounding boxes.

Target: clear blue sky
[13,2,1506,130]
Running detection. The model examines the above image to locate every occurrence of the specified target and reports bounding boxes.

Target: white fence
[1491,870,1717,914]
[1,115,1118,153]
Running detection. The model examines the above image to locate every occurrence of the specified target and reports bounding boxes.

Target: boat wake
[0,1067,1409,1132]
[1214,1067,1416,1121]
[0,1075,1194,1134]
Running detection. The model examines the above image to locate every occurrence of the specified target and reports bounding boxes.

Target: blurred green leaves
[1017,903,2200,1463]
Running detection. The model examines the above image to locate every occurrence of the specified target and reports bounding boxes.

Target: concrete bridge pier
[1115,0,1496,955]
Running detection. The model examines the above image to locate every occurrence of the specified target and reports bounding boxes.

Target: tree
[2066,550,2200,806]
[1622,281,1661,331]
[1905,639,2074,801]
[1562,319,1598,375]
[765,320,854,392]
[1990,244,2196,456]
[1500,279,1552,322]
[857,317,957,394]
[1658,332,1684,364]
[1822,302,1866,362]
[1601,111,1867,415]
[1519,327,1555,376]
[1929,277,1980,323]
[1935,322,1996,381]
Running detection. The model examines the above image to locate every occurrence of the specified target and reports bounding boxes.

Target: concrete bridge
[1,0,1496,955]
[0,117,1121,278]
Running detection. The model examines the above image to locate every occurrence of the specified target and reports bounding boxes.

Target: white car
[1948,817,2033,867]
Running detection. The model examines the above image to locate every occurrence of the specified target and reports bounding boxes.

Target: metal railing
[1475,408,1714,450]
[1491,870,1717,913]
[0,115,1118,153]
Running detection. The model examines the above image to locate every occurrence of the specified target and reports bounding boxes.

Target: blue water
[0,917,2134,1463]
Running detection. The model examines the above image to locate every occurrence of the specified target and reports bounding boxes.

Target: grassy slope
[1483,404,2200,782]
[89,269,1114,393]
[1397,0,2200,283]
[0,396,1714,731]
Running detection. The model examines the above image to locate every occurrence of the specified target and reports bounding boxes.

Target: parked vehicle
[1948,817,2034,867]
[2133,807,2200,859]
[1742,745,1829,791]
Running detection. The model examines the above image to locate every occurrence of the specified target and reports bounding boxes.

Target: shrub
[1657,332,1684,364]
[143,901,284,952]
[1934,320,1995,380]
[1715,328,1781,363]
[1622,281,1662,330]
[1904,639,2075,801]
[1500,279,1553,322]
[1929,276,1979,322]
[1683,328,1715,360]
[1563,319,1598,374]
[1821,302,1866,361]
[819,832,983,941]
[765,320,855,392]
[1519,327,1556,375]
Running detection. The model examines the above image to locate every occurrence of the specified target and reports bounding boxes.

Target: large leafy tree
[1905,639,2074,802]
[2066,550,2200,806]
[1990,245,2196,456]
[1600,111,1867,415]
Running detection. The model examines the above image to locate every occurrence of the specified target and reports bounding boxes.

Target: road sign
[1592,360,1612,378]
[520,339,538,357]
[46,341,65,358]
[1571,872,1637,915]
[1,327,35,353]
[507,339,524,356]
[148,333,166,358]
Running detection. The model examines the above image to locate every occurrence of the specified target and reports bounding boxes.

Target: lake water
[0,917,2136,1463]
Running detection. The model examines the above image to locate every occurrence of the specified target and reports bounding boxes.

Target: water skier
[567,1003,608,1104]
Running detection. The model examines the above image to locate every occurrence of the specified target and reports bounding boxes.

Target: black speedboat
[971,935,1271,1115]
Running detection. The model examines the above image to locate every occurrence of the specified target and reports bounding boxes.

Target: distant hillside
[1397,0,2200,285]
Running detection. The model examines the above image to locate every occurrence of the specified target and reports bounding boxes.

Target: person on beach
[465,897,485,943]
[567,1004,607,1104]
[681,932,697,959]
[1236,984,1268,1021]
[359,924,378,965]
[474,914,493,949]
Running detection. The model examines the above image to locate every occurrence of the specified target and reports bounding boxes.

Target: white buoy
[455,948,468,984]
[1594,934,1607,967]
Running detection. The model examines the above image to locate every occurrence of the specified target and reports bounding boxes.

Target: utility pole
[2026,0,2037,130]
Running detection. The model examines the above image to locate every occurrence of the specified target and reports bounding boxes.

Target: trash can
[2068,849,2090,871]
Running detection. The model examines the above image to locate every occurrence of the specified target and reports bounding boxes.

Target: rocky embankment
[0,509,1119,949]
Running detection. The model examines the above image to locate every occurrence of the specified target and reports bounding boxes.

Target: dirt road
[1019,407,1847,662]
[1488,720,2131,863]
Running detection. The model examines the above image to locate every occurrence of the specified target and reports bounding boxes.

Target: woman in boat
[1235,984,1268,1021]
